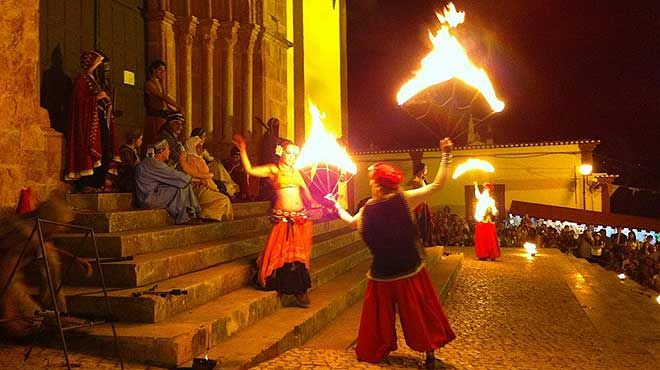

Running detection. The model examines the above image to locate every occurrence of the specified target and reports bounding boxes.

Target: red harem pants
[475,222,501,259]
[356,268,455,362]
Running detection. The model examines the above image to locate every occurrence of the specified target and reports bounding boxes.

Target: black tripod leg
[90,229,124,369]
[36,219,71,370]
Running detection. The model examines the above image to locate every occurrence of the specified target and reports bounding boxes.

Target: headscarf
[80,50,103,71]
[166,112,185,124]
[184,136,202,156]
[368,162,404,189]
[483,183,494,192]
[191,128,206,138]
[153,139,169,150]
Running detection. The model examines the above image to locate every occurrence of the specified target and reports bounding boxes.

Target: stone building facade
[0,0,65,219]
[0,0,348,217]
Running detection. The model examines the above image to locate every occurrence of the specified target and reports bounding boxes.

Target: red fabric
[355,268,455,363]
[15,188,38,215]
[257,219,313,287]
[65,74,118,180]
[475,222,500,259]
[369,163,403,188]
[483,182,494,192]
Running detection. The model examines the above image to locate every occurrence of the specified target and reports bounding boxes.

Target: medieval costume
[135,140,200,224]
[179,137,233,221]
[158,112,185,169]
[234,135,314,307]
[65,50,119,190]
[407,162,434,247]
[190,128,239,198]
[223,147,251,201]
[117,129,142,193]
[474,182,501,260]
[331,142,456,370]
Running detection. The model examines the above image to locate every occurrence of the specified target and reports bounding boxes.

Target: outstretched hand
[232,134,247,152]
[440,137,453,153]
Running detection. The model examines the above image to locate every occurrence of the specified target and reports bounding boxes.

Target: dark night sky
[347,0,660,188]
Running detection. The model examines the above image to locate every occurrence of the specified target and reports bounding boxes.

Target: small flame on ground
[617,273,626,280]
[656,295,660,304]
[452,158,495,179]
[523,242,537,256]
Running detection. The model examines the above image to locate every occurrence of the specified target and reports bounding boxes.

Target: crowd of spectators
[426,208,660,292]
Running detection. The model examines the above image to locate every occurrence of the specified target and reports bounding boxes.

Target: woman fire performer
[474,182,501,261]
[233,134,316,307]
[328,138,456,370]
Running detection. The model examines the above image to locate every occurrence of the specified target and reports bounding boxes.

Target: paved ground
[253,248,660,370]
[3,248,659,369]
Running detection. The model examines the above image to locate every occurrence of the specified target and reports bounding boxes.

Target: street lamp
[579,164,592,210]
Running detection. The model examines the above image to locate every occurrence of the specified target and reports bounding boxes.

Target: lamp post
[579,164,593,210]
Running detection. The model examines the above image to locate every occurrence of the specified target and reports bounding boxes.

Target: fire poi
[396,2,505,113]
[452,158,495,179]
[295,102,357,202]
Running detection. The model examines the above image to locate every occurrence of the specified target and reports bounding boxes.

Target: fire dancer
[328,138,455,370]
[233,134,316,308]
[474,181,500,260]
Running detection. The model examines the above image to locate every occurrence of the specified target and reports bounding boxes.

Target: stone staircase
[53,193,372,368]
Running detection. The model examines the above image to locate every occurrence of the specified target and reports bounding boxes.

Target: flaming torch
[397,2,505,113]
[296,102,357,201]
[474,184,497,222]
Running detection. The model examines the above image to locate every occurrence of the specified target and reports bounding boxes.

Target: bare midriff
[273,187,305,211]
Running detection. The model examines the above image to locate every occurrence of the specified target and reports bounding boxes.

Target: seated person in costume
[135,139,201,224]
[233,134,316,308]
[179,136,233,221]
[328,138,456,370]
[190,128,239,198]
[117,128,142,193]
[158,112,186,169]
[222,146,251,202]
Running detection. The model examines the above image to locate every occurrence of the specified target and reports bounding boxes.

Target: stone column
[198,19,219,140]
[217,21,239,148]
[238,24,260,141]
[146,7,177,97]
[175,16,198,136]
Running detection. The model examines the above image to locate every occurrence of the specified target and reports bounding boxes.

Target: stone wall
[0,0,65,219]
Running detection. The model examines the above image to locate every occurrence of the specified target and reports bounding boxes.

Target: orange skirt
[257,217,313,287]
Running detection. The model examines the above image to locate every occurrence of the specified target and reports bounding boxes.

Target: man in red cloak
[65,50,119,192]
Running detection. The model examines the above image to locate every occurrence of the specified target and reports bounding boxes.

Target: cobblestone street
[2,248,659,369]
[254,248,660,370]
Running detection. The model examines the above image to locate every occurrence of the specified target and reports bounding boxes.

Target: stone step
[64,248,372,367]
[66,193,134,212]
[72,201,271,233]
[68,227,361,287]
[66,237,369,323]
[55,216,345,259]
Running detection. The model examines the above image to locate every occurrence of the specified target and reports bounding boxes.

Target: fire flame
[295,102,357,177]
[524,242,537,256]
[452,158,495,179]
[396,2,505,112]
[474,183,497,222]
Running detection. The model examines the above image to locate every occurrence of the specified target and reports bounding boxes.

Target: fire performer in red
[329,138,455,370]
[474,182,500,261]
[233,134,316,308]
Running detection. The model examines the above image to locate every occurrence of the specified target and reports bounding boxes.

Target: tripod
[0,218,124,370]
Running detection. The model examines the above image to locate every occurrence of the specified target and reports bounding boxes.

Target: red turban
[369,162,404,189]
[484,183,494,192]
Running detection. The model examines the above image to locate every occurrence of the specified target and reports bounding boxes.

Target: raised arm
[474,181,481,198]
[404,138,454,210]
[232,134,276,178]
[145,79,179,111]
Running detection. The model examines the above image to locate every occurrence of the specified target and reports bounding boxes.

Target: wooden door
[464,184,506,222]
